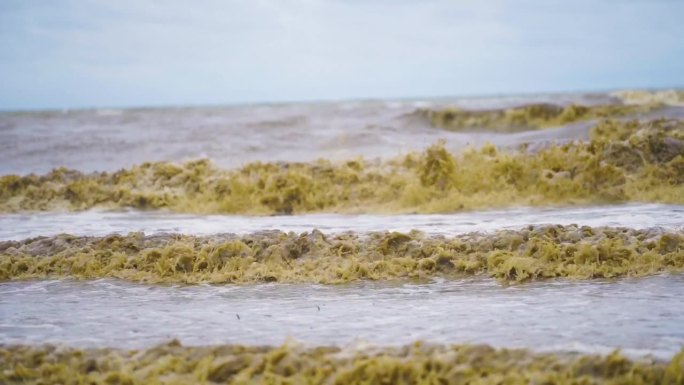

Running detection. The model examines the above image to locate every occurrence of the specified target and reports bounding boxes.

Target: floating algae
[2,341,683,385]
[612,89,684,107]
[0,119,682,215]
[419,103,661,132]
[1,225,682,284]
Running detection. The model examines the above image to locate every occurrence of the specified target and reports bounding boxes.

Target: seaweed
[420,103,661,132]
[1,341,683,385]
[0,119,682,215]
[1,225,682,284]
[612,89,684,106]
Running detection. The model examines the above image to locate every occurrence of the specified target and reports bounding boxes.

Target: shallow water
[1,203,681,241]
[1,275,682,359]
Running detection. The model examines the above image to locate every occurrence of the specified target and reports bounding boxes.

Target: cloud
[0,0,682,109]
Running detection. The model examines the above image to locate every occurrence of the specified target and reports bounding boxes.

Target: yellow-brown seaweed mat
[1,225,682,284]
[613,89,684,107]
[1,119,683,215]
[2,341,683,385]
[419,103,660,132]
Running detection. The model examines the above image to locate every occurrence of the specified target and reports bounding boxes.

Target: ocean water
[3,92,682,175]
[1,276,683,359]
[1,203,682,358]
[0,204,682,241]
[1,92,683,359]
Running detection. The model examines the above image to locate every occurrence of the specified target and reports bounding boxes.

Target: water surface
[3,93,681,175]
[1,204,681,241]
[1,276,682,359]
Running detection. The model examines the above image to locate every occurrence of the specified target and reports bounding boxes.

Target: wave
[0,119,682,215]
[417,102,661,133]
[3,90,683,176]
[2,224,682,284]
[612,89,684,106]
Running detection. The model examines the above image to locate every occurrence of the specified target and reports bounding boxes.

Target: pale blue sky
[1,0,682,110]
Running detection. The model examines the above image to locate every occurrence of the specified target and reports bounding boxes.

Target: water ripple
[1,275,683,359]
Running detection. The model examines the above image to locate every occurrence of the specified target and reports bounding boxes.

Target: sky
[0,0,683,110]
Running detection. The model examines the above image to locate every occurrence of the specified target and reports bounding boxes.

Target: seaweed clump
[1,225,682,284]
[612,89,684,106]
[1,341,683,385]
[0,119,682,215]
[420,103,660,132]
